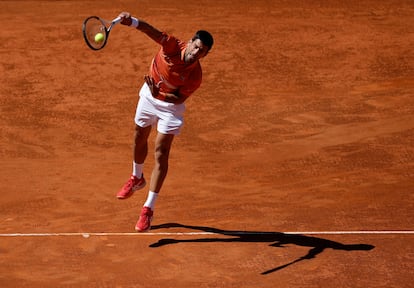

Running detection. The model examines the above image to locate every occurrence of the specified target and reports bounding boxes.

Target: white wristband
[130,17,139,28]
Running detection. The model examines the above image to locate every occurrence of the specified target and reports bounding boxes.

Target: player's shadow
[150,223,374,275]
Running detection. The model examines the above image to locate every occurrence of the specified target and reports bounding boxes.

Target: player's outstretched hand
[118,12,132,26]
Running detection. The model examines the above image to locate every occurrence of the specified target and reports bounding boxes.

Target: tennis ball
[94,32,104,43]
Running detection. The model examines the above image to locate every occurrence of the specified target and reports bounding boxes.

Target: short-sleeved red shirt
[149,33,202,100]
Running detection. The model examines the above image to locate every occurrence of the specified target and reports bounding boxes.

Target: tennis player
[116,12,214,232]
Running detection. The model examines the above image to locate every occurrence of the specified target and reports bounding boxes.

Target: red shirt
[149,33,202,100]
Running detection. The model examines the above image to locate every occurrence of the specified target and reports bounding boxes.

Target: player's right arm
[118,12,164,44]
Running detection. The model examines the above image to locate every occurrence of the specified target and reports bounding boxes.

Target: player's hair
[192,30,214,52]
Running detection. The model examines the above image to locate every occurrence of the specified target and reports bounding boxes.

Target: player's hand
[118,12,132,26]
[144,75,160,97]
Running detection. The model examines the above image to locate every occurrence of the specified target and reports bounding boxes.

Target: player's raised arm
[118,12,164,43]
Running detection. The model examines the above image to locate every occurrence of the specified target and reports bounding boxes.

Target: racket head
[82,16,109,50]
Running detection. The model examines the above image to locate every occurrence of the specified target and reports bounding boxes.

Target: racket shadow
[150,223,375,275]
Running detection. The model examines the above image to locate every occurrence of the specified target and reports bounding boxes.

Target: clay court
[1,0,413,287]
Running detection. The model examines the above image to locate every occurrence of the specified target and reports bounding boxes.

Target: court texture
[0,0,413,287]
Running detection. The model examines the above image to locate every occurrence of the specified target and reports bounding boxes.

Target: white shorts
[135,83,185,135]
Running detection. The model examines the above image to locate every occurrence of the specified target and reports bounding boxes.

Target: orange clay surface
[1,0,413,287]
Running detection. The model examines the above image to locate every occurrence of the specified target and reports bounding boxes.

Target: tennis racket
[82,16,122,50]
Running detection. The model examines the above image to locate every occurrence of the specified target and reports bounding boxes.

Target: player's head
[184,30,214,63]
[193,30,214,52]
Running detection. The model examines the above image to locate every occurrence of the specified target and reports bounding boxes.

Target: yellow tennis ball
[94,32,104,43]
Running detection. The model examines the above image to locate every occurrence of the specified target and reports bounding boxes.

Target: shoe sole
[135,226,151,232]
[116,181,146,200]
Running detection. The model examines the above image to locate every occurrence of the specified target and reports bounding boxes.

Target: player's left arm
[144,75,190,104]
[166,68,202,104]
[159,78,201,104]
[161,91,188,104]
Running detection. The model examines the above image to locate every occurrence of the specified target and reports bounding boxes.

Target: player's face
[184,39,209,63]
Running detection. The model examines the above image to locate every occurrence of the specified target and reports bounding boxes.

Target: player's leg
[135,92,184,231]
[135,132,174,232]
[150,132,175,193]
[116,125,152,200]
[133,124,152,169]
[117,83,156,199]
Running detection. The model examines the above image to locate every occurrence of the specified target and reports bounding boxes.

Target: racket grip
[112,16,122,25]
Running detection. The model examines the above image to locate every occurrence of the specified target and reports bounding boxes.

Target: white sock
[143,191,158,210]
[132,161,144,178]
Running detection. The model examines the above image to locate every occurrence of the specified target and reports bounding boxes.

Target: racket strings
[83,17,107,50]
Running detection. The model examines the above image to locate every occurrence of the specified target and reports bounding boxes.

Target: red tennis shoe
[135,206,153,232]
[116,175,146,199]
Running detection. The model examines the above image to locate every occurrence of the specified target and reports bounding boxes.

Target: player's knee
[134,126,149,144]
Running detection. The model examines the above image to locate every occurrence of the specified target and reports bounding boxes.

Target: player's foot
[135,206,153,232]
[116,174,146,199]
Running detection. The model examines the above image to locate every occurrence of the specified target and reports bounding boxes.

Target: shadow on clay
[150,223,375,275]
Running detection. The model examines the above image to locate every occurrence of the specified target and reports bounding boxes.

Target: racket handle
[111,16,122,25]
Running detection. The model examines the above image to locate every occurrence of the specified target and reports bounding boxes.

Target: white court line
[0,231,413,237]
